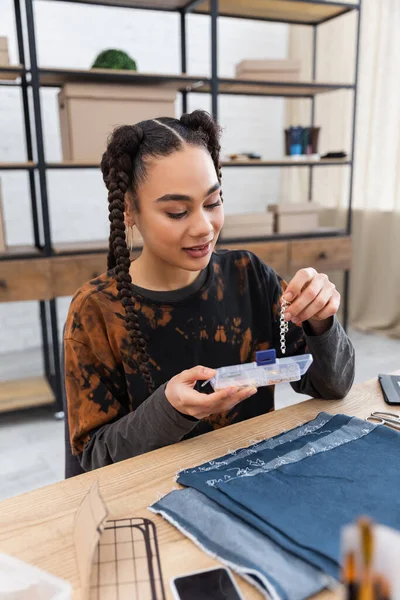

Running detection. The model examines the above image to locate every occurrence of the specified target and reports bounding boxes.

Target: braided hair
[100,110,222,394]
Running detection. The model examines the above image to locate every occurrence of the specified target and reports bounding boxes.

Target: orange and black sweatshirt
[65,249,355,471]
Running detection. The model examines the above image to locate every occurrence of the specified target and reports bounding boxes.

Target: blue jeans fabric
[177,413,400,576]
[151,487,331,600]
[151,413,400,599]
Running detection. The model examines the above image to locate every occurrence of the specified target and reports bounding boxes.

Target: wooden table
[0,375,398,599]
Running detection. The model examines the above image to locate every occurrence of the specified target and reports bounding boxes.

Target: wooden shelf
[37,68,352,97]
[0,161,36,171]
[0,65,24,81]
[39,67,207,89]
[0,376,54,413]
[222,157,351,167]
[46,158,351,170]
[193,0,358,25]
[57,0,188,10]
[197,78,354,97]
[0,245,42,260]
[0,233,349,301]
[53,240,109,254]
[219,227,346,243]
[43,0,358,25]
[52,228,345,255]
[46,161,100,169]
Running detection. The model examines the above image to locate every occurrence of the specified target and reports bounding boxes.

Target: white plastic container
[0,553,71,600]
[204,351,313,391]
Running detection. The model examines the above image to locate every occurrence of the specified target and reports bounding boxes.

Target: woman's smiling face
[126,144,224,272]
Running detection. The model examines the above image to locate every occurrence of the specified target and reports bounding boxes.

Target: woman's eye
[167,211,187,220]
[205,201,222,210]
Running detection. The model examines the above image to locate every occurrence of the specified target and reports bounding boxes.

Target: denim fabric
[151,487,331,600]
[176,413,400,578]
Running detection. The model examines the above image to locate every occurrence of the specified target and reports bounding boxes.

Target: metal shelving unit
[0,0,361,412]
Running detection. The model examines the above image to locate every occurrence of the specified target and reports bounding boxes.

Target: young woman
[65,110,355,471]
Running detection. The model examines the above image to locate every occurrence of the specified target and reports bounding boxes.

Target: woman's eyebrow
[155,182,221,203]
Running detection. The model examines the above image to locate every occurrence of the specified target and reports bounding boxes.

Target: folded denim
[177,413,400,577]
[151,413,400,599]
[151,487,332,600]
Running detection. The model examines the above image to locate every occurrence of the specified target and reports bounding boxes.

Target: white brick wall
[0,0,288,355]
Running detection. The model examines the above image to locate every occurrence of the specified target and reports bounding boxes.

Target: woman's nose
[188,211,214,239]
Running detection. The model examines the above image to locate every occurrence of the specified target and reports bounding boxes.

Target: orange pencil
[343,551,359,600]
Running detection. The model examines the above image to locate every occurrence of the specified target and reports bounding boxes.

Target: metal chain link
[280,299,290,355]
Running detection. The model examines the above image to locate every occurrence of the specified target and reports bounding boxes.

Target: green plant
[91,49,137,71]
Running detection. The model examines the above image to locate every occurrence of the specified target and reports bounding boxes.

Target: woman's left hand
[282,268,340,335]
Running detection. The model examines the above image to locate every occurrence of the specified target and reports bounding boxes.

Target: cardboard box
[221,212,274,239]
[0,179,7,253]
[58,83,177,161]
[268,203,320,234]
[235,59,300,82]
[0,37,9,66]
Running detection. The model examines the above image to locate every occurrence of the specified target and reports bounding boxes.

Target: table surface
[0,374,399,600]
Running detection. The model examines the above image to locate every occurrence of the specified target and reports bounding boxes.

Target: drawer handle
[318,251,328,260]
[0,279,7,289]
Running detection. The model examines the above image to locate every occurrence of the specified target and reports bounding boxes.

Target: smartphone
[171,567,245,600]
[378,374,400,406]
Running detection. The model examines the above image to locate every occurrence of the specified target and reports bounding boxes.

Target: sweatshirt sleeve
[65,336,198,472]
[270,271,355,400]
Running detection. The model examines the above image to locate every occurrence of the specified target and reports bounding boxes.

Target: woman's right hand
[165,366,257,420]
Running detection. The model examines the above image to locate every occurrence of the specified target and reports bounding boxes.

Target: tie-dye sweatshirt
[64,249,355,471]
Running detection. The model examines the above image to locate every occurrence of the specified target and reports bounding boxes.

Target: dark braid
[101,111,222,395]
[101,126,154,392]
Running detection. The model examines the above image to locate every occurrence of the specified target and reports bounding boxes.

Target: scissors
[366,411,400,431]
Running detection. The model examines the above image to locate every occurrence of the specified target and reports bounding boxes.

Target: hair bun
[180,110,219,142]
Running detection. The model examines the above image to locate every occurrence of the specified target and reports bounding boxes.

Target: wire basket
[90,517,166,600]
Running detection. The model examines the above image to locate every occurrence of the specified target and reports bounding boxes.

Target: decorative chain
[280,299,290,355]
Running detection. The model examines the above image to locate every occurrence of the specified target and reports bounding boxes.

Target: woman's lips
[183,242,212,259]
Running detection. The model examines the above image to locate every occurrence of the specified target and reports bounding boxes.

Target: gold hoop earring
[126,225,135,252]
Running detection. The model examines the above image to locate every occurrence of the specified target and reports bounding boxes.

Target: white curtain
[283,0,400,337]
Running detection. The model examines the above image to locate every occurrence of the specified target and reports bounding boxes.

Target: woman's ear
[124,194,136,228]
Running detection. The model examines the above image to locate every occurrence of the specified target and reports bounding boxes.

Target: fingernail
[204,368,215,376]
[247,388,257,397]
[283,292,293,301]
[292,317,300,325]
[284,312,291,321]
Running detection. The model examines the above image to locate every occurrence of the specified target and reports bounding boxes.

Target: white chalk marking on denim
[205,417,377,485]
[183,412,334,475]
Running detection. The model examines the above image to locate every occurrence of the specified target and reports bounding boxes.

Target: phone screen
[173,568,242,600]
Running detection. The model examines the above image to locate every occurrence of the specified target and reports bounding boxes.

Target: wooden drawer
[218,241,289,273]
[51,253,107,297]
[289,236,352,272]
[0,258,51,302]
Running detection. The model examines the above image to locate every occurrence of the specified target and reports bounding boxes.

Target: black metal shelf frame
[1,0,361,410]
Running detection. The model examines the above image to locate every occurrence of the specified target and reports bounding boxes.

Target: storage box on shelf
[235,59,300,82]
[0,38,22,82]
[221,212,274,240]
[0,180,6,253]
[0,37,9,66]
[268,203,321,234]
[59,83,177,161]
